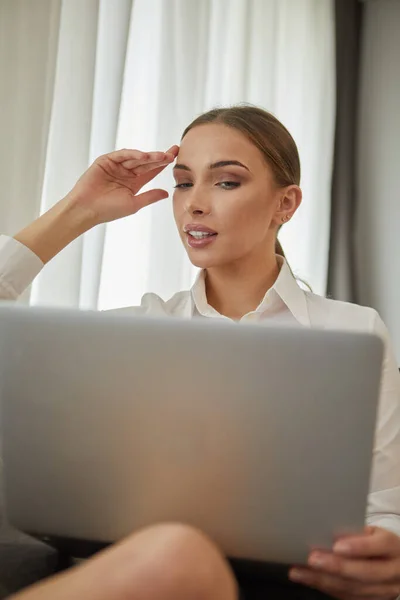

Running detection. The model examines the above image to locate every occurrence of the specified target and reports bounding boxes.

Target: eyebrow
[173,160,250,172]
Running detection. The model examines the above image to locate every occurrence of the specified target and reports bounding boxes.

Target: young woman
[2,106,400,600]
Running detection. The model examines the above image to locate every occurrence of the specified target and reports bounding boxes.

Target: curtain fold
[355,0,400,361]
[30,0,132,308]
[79,0,132,310]
[326,0,362,302]
[30,0,100,307]
[0,0,61,303]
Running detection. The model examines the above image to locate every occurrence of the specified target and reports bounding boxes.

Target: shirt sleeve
[366,311,400,536]
[0,235,44,301]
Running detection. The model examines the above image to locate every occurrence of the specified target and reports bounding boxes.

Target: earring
[282,214,291,223]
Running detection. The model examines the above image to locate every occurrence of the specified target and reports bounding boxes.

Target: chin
[186,249,226,270]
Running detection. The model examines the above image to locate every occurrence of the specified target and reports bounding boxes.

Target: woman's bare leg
[11,524,238,600]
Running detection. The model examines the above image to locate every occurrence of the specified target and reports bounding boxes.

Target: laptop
[0,305,383,564]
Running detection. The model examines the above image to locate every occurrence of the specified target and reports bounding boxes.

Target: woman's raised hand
[68,146,179,226]
[13,146,179,264]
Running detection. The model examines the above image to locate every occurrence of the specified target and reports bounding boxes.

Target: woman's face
[173,123,284,270]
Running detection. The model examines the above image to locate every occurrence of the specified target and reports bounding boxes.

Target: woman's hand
[289,526,400,599]
[14,146,179,263]
[69,146,179,226]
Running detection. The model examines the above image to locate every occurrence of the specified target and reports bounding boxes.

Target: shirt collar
[190,257,311,326]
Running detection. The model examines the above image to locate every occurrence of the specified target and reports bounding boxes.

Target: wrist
[14,195,96,264]
[62,191,99,231]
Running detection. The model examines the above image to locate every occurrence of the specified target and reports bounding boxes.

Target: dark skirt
[230,559,332,600]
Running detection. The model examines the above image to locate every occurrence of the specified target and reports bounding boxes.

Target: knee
[121,523,238,600]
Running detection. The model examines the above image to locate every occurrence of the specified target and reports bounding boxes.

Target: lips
[183,224,218,248]
[183,224,217,235]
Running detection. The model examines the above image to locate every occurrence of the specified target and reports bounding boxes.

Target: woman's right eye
[174,183,193,189]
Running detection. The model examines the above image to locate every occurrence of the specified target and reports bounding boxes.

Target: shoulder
[304,291,378,333]
[305,293,397,364]
[105,290,193,318]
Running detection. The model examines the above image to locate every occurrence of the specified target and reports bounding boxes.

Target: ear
[272,185,302,227]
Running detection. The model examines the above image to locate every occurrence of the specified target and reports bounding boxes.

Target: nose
[184,185,211,217]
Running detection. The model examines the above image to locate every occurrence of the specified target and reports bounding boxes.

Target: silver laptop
[0,305,383,564]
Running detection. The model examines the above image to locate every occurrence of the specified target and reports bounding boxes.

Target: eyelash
[174,182,240,190]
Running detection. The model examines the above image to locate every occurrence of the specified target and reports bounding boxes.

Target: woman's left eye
[217,181,240,190]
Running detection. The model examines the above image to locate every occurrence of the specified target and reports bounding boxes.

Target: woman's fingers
[121,152,171,170]
[166,144,180,156]
[132,164,173,189]
[288,529,400,599]
[104,148,149,164]
[308,551,400,584]
[290,567,400,598]
[90,146,178,210]
[132,157,175,175]
[97,147,178,183]
[132,145,179,170]
[133,188,169,212]
[106,146,179,171]
[334,528,400,559]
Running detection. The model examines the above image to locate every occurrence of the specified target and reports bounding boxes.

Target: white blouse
[1,234,400,535]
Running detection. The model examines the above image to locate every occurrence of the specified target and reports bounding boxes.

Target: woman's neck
[205,253,280,320]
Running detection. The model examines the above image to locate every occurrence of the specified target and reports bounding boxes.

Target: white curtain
[30,0,132,308]
[0,0,336,310]
[0,0,61,303]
